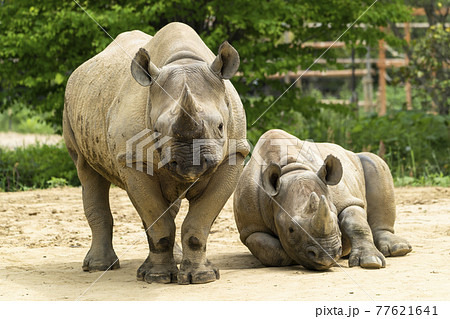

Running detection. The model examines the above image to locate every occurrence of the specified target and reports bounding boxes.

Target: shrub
[247,98,449,182]
[46,177,69,188]
[0,100,55,134]
[349,110,449,178]
[0,142,79,191]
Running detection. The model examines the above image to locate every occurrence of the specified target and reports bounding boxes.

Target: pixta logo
[125,129,172,176]
[125,129,246,176]
[125,130,320,176]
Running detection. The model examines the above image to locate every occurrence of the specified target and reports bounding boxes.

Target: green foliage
[0,143,79,191]
[0,0,410,130]
[247,97,449,182]
[349,110,450,178]
[16,117,54,134]
[46,177,69,188]
[394,174,450,187]
[0,100,55,133]
[1,0,446,189]
[397,24,450,115]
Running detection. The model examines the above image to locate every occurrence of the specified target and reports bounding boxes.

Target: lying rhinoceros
[234,129,411,270]
[63,22,249,284]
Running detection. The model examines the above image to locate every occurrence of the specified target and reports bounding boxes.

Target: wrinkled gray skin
[63,23,249,284]
[234,129,412,270]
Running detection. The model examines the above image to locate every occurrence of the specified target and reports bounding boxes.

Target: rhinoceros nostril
[169,160,178,170]
[306,246,319,260]
[202,155,217,169]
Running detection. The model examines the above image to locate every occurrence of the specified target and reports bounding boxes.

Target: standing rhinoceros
[63,22,249,284]
[234,129,411,270]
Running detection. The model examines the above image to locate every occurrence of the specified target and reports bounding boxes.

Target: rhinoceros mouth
[301,253,340,270]
[283,235,342,271]
[161,140,222,181]
[303,261,335,271]
[165,163,218,182]
[298,244,342,271]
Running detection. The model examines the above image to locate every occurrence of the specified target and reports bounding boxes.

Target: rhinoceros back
[143,22,215,66]
[64,30,151,182]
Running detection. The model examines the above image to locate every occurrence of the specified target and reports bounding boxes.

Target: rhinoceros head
[262,155,343,270]
[130,42,240,181]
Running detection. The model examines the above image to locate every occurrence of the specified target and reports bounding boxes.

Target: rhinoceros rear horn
[131,47,161,87]
[307,192,320,213]
[262,162,282,197]
[316,154,343,186]
[311,195,334,236]
[209,41,240,80]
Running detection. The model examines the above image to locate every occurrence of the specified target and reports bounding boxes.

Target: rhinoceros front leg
[122,169,178,284]
[245,232,294,267]
[339,206,386,269]
[178,154,245,284]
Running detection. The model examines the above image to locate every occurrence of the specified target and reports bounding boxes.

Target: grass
[394,174,450,187]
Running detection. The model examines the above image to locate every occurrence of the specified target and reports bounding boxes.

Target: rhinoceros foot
[374,230,412,257]
[137,258,178,284]
[82,248,120,272]
[348,245,386,269]
[178,260,219,285]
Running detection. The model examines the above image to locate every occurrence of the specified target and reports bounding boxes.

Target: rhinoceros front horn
[311,195,334,236]
[172,84,203,138]
[179,84,198,115]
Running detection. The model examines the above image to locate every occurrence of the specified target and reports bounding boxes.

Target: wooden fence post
[404,22,412,110]
[377,27,387,116]
[363,46,374,112]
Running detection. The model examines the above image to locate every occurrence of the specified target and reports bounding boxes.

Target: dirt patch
[0,186,449,300]
[0,132,62,149]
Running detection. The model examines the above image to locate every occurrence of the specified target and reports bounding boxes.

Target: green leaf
[54,73,65,85]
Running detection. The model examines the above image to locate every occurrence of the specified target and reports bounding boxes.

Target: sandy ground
[0,132,62,149]
[0,186,449,301]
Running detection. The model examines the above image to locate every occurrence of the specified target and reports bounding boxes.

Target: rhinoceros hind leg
[245,232,294,267]
[76,156,119,272]
[374,230,412,257]
[64,115,119,272]
[358,153,412,258]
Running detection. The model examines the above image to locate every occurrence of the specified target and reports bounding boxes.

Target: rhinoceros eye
[218,123,224,132]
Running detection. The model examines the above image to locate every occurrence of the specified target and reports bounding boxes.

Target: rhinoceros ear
[262,162,282,197]
[317,155,343,186]
[131,48,160,87]
[209,41,240,79]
